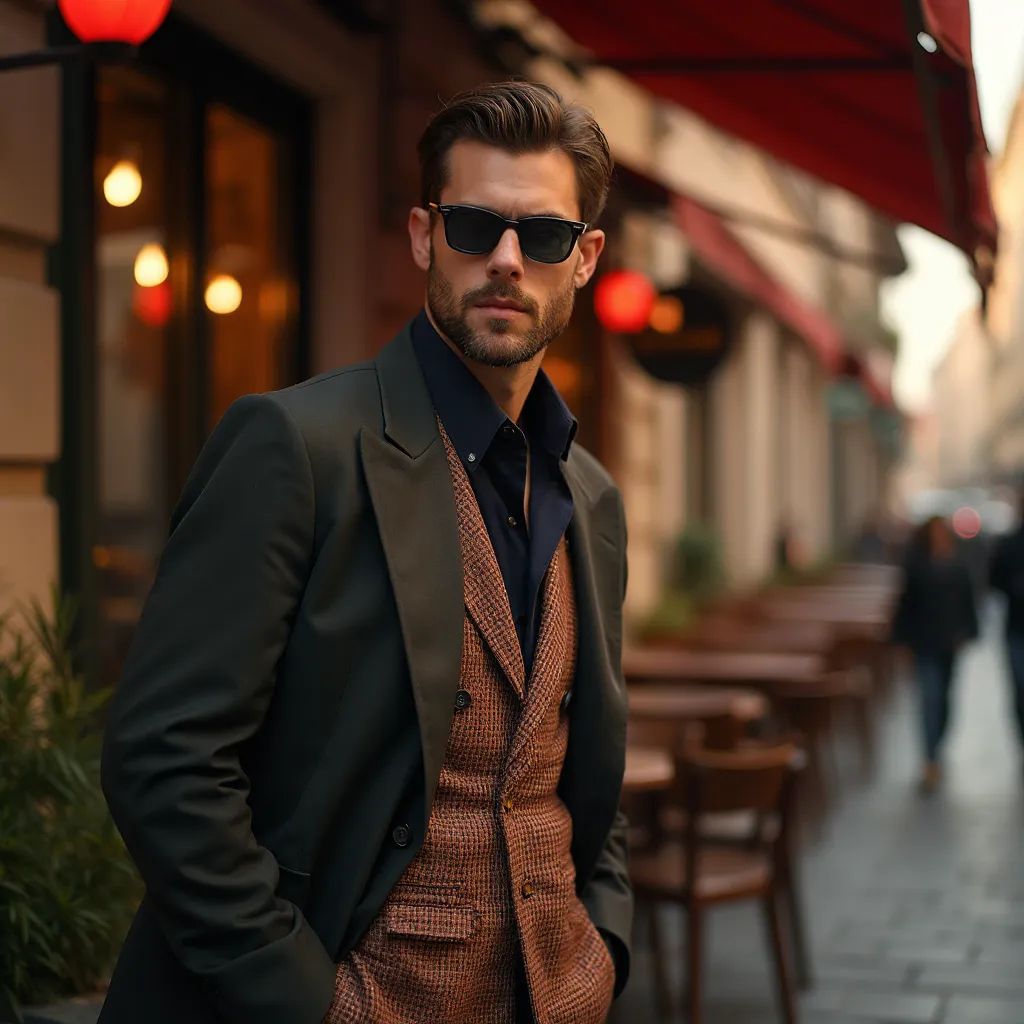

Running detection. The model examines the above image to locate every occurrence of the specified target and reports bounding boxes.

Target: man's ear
[409,206,432,272]
[573,229,605,289]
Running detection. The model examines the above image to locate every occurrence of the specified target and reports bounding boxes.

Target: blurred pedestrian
[989,491,1024,761]
[892,515,979,792]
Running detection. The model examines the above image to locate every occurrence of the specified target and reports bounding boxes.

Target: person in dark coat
[989,493,1024,756]
[892,515,979,792]
[96,81,632,1024]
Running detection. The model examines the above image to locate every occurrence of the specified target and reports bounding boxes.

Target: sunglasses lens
[440,206,579,263]
[518,218,576,263]
[444,207,504,254]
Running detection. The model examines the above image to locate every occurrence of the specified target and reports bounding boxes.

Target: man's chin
[457,325,533,366]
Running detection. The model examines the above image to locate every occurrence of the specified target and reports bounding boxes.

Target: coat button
[560,688,573,714]
[454,689,472,711]
[521,881,536,899]
[392,824,411,848]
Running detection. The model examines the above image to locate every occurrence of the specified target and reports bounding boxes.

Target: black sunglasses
[428,203,588,264]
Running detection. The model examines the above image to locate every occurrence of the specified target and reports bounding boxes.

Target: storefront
[47,11,312,683]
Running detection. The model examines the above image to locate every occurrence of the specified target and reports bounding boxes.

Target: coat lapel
[556,456,629,888]
[361,327,464,817]
[504,539,573,780]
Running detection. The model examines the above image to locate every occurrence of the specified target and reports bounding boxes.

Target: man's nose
[485,227,525,280]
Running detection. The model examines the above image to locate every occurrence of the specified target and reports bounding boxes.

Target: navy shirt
[411,309,576,674]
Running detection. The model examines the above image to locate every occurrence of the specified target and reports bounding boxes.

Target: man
[990,491,1024,761]
[97,80,632,1024]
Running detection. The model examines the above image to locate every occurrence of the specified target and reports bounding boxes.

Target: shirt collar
[411,308,578,469]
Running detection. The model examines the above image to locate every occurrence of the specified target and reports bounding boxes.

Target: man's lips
[474,300,527,315]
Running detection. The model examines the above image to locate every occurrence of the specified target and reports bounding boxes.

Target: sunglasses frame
[428,202,589,264]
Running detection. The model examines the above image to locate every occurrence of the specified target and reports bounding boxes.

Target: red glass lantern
[58,0,173,46]
[133,279,172,327]
[594,270,656,333]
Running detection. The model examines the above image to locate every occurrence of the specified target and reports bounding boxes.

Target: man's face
[409,140,605,368]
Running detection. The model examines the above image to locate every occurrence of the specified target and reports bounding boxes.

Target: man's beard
[427,247,576,367]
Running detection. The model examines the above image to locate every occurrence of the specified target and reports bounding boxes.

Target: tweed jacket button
[502,796,514,813]
[454,689,472,711]
[392,824,411,848]
[560,688,573,714]
[521,881,536,899]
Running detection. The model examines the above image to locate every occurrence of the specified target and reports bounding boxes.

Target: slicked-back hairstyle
[418,80,613,225]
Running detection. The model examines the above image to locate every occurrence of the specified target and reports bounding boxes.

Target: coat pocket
[275,863,312,910]
[385,902,479,942]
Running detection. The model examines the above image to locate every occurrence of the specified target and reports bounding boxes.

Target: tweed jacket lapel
[438,420,527,699]
[504,538,575,782]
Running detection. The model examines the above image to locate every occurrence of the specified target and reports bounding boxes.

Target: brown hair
[417,80,613,225]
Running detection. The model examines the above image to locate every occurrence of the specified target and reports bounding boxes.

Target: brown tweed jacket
[325,424,614,1023]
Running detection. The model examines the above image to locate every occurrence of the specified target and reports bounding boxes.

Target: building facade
[0,0,902,680]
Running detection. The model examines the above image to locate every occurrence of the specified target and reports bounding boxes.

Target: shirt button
[560,688,573,714]
[507,515,518,528]
[467,453,476,463]
[392,824,411,848]
[502,424,515,436]
[521,881,536,899]
[502,797,514,813]
[454,689,472,711]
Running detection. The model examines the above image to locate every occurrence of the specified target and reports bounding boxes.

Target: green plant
[672,523,725,604]
[0,587,141,1011]
[638,525,726,641]
[638,588,696,639]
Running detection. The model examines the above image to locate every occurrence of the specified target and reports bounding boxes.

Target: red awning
[674,192,845,371]
[535,0,995,269]
[854,356,895,409]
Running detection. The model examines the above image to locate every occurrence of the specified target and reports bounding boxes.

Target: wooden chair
[625,714,747,851]
[630,742,801,1024]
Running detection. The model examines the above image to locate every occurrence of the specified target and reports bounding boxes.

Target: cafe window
[53,14,311,684]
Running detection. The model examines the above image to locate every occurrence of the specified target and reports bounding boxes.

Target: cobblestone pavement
[611,608,1024,1024]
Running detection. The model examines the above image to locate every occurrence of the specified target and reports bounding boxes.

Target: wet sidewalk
[612,608,1024,1024]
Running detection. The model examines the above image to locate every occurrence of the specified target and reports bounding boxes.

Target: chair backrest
[677,743,797,816]
[695,712,745,751]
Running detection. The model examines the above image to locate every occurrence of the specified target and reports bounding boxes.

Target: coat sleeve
[100,393,336,1024]
[581,490,633,998]
[890,556,917,647]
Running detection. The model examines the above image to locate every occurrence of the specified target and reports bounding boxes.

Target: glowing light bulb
[134,243,168,287]
[103,159,142,207]
[649,295,684,334]
[205,274,243,315]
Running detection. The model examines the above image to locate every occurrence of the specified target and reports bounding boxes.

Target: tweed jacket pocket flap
[385,903,479,942]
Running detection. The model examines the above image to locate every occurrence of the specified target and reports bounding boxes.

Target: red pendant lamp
[58,0,173,46]
[594,269,656,334]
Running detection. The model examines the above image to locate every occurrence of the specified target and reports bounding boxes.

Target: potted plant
[0,588,141,1022]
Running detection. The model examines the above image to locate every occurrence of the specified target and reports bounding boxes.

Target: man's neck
[425,305,543,424]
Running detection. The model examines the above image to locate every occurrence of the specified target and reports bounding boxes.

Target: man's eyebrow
[522,209,576,219]
[461,203,579,221]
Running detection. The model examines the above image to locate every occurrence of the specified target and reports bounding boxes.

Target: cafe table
[627,682,768,726]
[623,647,826,697]
[622,744,674,793]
